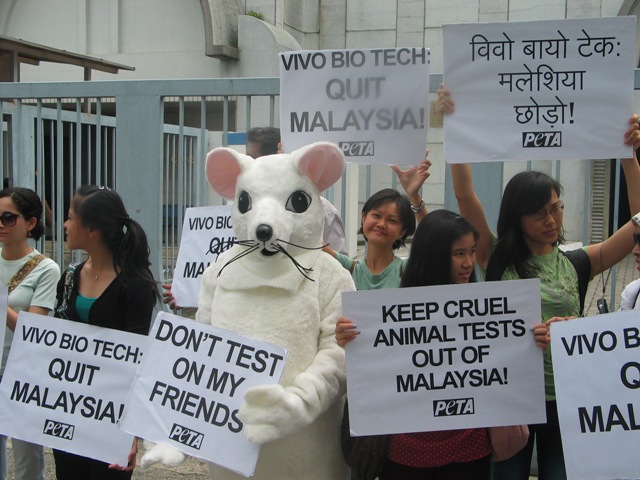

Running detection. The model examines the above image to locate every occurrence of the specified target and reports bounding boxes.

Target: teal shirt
[75,293,97,323]
[335,251,406,291]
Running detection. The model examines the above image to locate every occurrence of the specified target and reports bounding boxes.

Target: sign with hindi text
[443,16,636,163]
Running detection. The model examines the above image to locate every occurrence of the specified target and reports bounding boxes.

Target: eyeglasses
[0,212,21,227]
[633,232,640,246]
[527,202,564,221]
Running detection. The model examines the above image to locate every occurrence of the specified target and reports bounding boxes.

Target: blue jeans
[491,401,566,480]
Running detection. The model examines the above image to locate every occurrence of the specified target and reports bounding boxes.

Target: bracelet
[411,199,425,213]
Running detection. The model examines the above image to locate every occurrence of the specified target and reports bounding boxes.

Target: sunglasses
[0,212,22,228]
[633,232,640,247]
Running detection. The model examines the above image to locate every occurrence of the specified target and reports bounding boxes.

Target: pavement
[5,254,637,479]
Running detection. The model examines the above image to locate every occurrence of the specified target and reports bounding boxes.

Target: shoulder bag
[341,399,389,480]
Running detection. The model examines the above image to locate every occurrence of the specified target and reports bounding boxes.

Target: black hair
[401,209,478,288]
[246,127,281,156]
[358,188,415,250]
[486,171,564,281]
[0,187,45,241]
[72,186,160,302]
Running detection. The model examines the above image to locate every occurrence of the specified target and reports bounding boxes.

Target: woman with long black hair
[53,185,159,480]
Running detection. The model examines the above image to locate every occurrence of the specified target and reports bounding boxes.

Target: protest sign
[0,312,146,465]
[172,205,235,308]
[0,286,7,365]
[551,311,640,480]
[120,312,287,477]
[280,48,430,165]
[443,16,636,163]
[342,279,545,436]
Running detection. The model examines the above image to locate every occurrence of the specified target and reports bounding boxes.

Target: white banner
[280,48,430,165]
[120,312,287,477]
[172,205,235,308]
[551,311,640,480]
[343,279,545,436]
[443,16,636,163]
[0,312,146,465]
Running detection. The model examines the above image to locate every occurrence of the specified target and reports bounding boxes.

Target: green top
[335,251,406,291]
[500,246,584,400]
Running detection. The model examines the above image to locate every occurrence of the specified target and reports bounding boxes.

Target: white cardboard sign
[280,48,430,165]
[0,312,146,465]
[120,312,287,477]
[551,311,640,480]
[171,205,235,308]
[342,279,545,436]
[443,16,635,163]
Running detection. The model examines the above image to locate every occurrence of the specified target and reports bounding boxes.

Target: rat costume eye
[238,191,252,213]
[286,190,311,213]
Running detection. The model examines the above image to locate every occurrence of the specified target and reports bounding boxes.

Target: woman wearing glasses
[0,187,60,480]
[438,86,640,480]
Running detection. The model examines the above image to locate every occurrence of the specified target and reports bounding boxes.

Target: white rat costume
[145,142,355,479]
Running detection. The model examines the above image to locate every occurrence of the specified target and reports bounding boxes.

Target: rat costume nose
[256,224,273,242]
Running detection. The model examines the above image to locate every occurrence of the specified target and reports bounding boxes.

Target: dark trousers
[53,449,132,480]
[491,400,566,480]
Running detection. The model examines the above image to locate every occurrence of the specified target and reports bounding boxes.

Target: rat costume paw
[140,442,186,468]
[239,384,309,444]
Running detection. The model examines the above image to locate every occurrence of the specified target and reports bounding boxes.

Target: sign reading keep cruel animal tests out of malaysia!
[342,279,545,436]
[172,205,235,308]
[443,16,636,163]
[0,312,146,465]
[280,48,430,165]
[120,312,287,477]
[551,311,640,480]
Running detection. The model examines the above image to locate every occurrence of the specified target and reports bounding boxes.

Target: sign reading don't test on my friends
[120,312,287,477]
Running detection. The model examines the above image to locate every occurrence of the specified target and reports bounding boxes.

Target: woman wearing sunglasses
[0,187,60,480]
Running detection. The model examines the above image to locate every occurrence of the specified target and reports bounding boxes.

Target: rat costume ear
[206,148,252,200]
[294,142,345,192]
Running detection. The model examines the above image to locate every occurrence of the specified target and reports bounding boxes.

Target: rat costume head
[206,142,345,278]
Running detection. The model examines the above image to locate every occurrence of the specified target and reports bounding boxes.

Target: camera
[597,298,609,314]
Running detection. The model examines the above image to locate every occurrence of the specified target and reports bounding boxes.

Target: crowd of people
[1,109,640,480]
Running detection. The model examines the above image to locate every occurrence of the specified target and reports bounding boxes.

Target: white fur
[143,143,355,480]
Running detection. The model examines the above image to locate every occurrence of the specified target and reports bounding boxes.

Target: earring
[27,230,32,238]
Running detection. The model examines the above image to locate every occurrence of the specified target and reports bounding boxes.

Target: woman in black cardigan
[53,185,159,480]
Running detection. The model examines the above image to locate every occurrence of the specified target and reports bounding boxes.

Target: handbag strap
[7,253,46,294]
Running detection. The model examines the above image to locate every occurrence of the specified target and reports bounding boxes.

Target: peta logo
[43,419,75,440]
[522,131,562,148]
[339,141,375,157]
[169,423,204,450]
[433,398,475,417]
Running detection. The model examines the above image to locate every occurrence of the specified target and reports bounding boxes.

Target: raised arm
[451,163,493,269]
[586,115,640,277]
[391,152,431,224]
